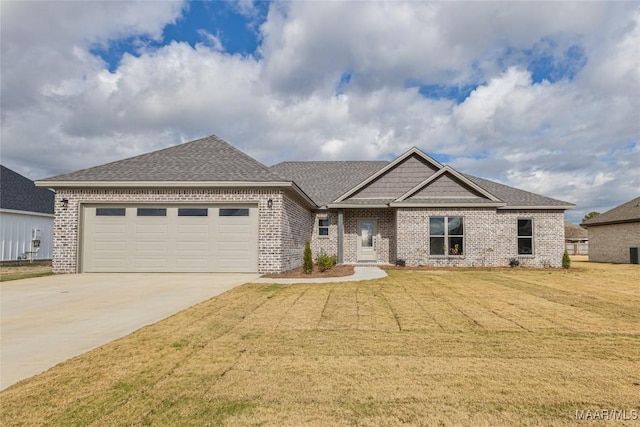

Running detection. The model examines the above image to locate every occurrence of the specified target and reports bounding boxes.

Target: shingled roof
[36,134,574,210]
[41,135,284,183]
[269,161,389,206]
[1,165,55,214]
[582,197,640,226]
[270,162,573,208]
[462,174,574,208]
[564,221,588,241]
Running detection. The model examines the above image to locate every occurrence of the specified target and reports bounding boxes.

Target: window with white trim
[318,218,329,236]
[429,216,464,256]
[517,218,533,255]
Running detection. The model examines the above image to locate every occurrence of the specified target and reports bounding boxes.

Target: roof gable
[335,148,443,202]
[397,167,500,202]
[1,165,55,214]
[39,135,284,183]
[582,197,640,226]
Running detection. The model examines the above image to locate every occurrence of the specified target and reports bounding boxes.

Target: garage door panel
[175,258,209,269]
[219,242,250,251]
[177,224,209,234]
[94,241,127,251]
[95,224,127,235]
[136,224,168,234]
[218,224,250,234]
[83,205,258,273]
[176,241,209,251]
[134,257,168,268]
[136,242,168,252]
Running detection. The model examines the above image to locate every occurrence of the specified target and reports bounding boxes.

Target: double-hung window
[429,216,464,256]
[318,218,329,236]
[517,219,533,255]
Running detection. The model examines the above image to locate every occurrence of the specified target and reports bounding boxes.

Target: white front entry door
[357,219,377,262]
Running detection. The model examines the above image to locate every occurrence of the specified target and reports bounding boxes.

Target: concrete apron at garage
[0,272,259,391]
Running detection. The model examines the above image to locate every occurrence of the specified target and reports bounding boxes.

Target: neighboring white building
[1,165,55,261]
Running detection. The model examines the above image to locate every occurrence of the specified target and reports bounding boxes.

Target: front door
[357,219,377,262]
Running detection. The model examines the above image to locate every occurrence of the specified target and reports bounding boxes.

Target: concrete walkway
[0,273,258,391]
[254,266,387,284]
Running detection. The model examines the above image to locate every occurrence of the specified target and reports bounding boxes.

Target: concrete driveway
[0,272,259,391]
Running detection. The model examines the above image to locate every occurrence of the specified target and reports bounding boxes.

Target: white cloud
[0,1,638,224]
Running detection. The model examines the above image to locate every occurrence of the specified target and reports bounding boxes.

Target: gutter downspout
[337,209,344,264]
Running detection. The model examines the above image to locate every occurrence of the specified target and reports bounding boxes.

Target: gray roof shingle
[1,165,55,214]
[581,197,640,226]
[462,174,574,208]
[270,161,573,208]
[37,134,574,210]
[269,161,389,206]
[42,135,284,183]
[564,221,588,240]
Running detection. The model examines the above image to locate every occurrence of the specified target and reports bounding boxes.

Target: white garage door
[81,205,258,273]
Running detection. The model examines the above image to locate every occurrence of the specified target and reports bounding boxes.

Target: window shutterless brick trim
[396,208,565,267]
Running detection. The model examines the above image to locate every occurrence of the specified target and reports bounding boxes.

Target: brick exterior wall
[396,208,566,267]
[281,193,314,271]
[311,209,396,264]
[587,222,640,263]
[53,187,567,273]
[312,208,566,267]
[343,209,395,263]
[52,188,312,274]
[311,211,339,259]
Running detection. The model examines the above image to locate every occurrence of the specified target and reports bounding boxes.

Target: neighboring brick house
[36,135,574,273]
[581,197,640,263]
[564,221,588,255]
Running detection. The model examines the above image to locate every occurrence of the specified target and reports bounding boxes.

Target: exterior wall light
[61,198,69,210]
[267,199,273,209]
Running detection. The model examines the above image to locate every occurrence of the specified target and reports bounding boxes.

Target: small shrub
[303,241,313,274]
[395,259,406,267]
[317,253,337,272]
[562,250,571,269]
[509,258,520,268]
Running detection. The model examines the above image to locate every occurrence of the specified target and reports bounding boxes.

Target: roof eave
[35,180,317,209]
[327,203,390,209]
[0,208,55,218]
[389,202,507,208]
[498,204,575,210]
[35,180,296,188]
[582,218,640,227]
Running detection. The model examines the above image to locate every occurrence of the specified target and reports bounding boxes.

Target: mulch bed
[262,264,355,279]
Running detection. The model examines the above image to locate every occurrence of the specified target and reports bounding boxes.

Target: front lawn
[0,264,53,282]
[1,261,639,426]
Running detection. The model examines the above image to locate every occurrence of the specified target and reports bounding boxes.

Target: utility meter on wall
[32,229,41,249]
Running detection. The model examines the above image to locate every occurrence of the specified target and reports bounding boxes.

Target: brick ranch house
[36,135,574,274]
[581,197,640,264]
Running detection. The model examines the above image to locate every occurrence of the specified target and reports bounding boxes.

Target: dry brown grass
[0,264,53,281]
[1,261,639,426]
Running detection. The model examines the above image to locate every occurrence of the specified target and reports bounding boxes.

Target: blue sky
[90,2,587,103]
[1,1,639,223]
[91,1,269,72]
